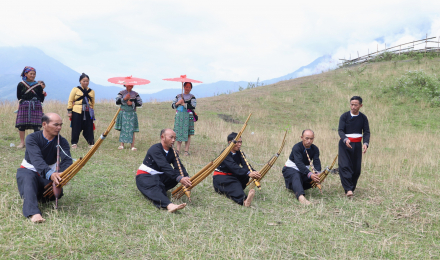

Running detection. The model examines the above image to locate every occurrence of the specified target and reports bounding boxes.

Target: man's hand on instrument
[249,171,261,179]
[180,177,192,187]
[311,173,321,183]
[50,172,62,185]
[362,144,368,154]
[345,139,352,149]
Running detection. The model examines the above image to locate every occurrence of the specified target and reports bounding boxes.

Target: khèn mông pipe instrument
[310,154,338,191]
[52,133,62,209]
[173,146,191,201]
[246,130,287,190]
[43,108,122,200]
[172,113,252,200]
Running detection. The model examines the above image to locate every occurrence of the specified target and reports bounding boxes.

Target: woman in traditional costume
[67,73,95,149]
[115,85,143,151]
[171,82,196,155]
[15,66,45,148]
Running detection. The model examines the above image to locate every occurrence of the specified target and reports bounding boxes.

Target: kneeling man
[16,113,72,223]
[213,132,261,207]
[136,128,191,212]
[282,129,321,205]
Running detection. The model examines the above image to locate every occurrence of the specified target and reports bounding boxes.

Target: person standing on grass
[136,129,191,213]
[171,82,196,156]
[115,85,143,151]
[338,96,370,197]
[67,73,95,149]
[212,132,261,207]
[16,113,72,223]
[15,66,45,148]
[282,129,321,205]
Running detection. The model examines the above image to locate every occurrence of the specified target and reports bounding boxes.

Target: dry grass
[0,58,439,259]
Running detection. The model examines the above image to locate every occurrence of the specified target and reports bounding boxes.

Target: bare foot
[30,214,45,223]
[346,190,354,198]
[244,189,255,207]
[17,143,25,149]
[167,203,187,213]
[298,195,311,205]
[71,144,77,149]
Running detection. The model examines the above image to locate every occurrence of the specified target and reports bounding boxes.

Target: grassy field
[1,58,440,259]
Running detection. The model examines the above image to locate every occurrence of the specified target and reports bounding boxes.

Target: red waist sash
[348,137,362,143]
[136,169,150,175]
[20,165,41,176]
[213,171,232,176]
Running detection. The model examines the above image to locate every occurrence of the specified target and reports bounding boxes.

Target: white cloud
[1,0,440,93]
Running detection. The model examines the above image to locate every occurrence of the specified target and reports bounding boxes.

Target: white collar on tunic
[350,112,359,117]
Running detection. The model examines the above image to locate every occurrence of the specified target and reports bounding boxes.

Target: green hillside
[1,58,439,259]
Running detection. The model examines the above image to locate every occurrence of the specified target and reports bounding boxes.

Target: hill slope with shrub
[0,57,439,259]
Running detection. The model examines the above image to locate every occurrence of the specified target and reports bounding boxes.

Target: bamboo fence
[339,34,440,67]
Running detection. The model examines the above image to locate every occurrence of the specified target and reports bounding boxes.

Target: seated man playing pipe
[16,113,72,223]
[282,129,321,205]
[136,128,191,213]
[213,132,261,207]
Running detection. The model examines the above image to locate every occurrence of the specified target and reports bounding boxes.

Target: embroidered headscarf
[21,66,36,81]
[20,66,38,86]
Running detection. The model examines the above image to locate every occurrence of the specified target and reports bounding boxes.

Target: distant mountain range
[0,46,335,102]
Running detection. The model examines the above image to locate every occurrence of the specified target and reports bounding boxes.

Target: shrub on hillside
[393,70,440,105]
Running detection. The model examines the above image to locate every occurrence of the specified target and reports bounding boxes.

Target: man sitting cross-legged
[213,132,261,207]
[16,113,72,223]
[282,129,321,205]
[136,128,191,213]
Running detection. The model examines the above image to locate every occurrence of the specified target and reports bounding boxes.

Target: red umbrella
[108,76,150,85]
[163,75,202,94]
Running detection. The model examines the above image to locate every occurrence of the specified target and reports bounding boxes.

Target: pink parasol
[108,76,150,85]
[163,75,202,94]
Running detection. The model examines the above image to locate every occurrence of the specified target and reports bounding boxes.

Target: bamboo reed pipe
[43,108,121,198]
[172,113,252,200]
[173,147,191,200]
[310,154,338,189]
[246,130,287,189]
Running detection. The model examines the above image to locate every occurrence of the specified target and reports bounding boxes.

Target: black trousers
[136,174,180,209]
[282,167,312,199]
[338,140,363,193]
[16,168,63,217]
[213,174,249,205]
[71,111,94,145]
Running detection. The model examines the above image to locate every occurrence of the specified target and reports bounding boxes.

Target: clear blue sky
[1,0,440,93]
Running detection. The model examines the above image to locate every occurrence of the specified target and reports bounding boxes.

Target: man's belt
[213,170,232,176]
[348,137,362,143]
[20,165,41,177]
[136,169,150,175]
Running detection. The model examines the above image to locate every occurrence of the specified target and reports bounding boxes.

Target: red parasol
[163,75,202,94]
[107,76,150,85]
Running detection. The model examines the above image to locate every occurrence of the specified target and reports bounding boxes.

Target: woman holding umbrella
[115,84,143,150]
[67,73,95,149]
[15,66,45,148]
[171,82,197,155]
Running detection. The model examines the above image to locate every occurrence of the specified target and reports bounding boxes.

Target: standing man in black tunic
[213,132,261,207]
[16,113,72,223]
[136,128,191,213]
[282,129,321,205]
[338,96,370,197]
